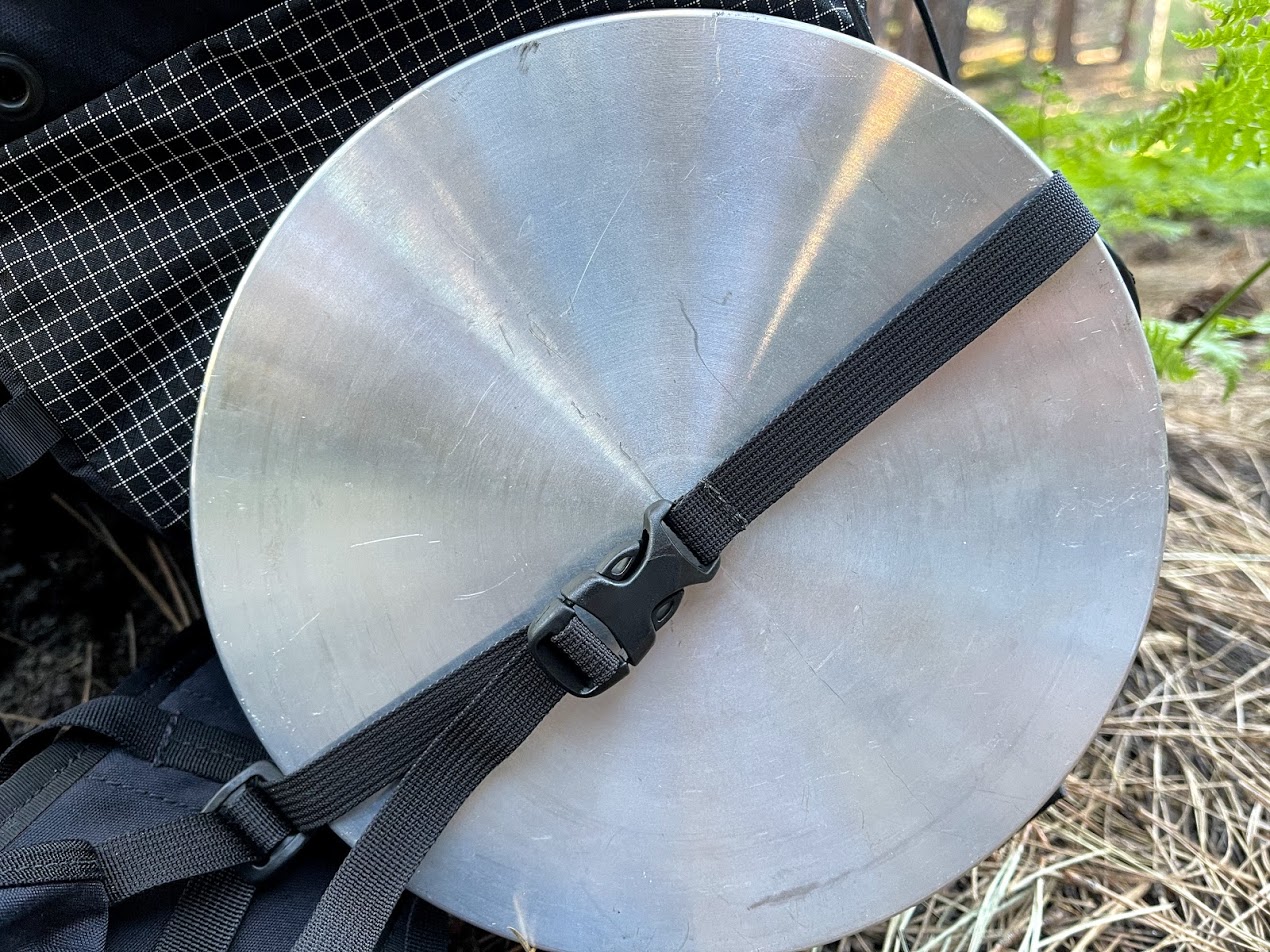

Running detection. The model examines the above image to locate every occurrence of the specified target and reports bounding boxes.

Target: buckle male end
[527,500,719,697]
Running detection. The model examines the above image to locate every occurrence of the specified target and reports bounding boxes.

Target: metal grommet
[0,54,44,121]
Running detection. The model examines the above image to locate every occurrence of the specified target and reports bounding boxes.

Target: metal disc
[192,12,1167,952]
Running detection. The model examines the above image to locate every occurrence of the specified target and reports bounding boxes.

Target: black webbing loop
[665,172,1098,565]
[264,632,532,830]
[0,695,266,784]
[95,812,266,902]
[0,839,101,888]
[0,785,289,901]
[0,631,546,899]
[0,388,61,478]
[551,616,626,688]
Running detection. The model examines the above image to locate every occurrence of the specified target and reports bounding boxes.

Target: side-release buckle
[527,500,720,697]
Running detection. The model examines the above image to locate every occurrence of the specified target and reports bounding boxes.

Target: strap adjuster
[203,760,307,882]
[527,500,720,697]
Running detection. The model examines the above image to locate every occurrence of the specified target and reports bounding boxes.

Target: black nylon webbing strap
[666,173,1098,564]
[155,871,256,952]
[0,388,60,478]
[552,615,626,686]
[0,839,101,887]
[0,695,266,783]
[96,812,263,902]
[285,177,1100,952]
[0,628,578,897]
[291,640,564,952]
[266,631,530,830]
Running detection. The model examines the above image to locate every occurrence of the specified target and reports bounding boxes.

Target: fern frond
[1194,0,1270,24]
[1178,19,1270,49]
[1144,322,1199,383]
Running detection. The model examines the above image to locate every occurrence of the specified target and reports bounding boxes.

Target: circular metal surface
[193,12,1167,952]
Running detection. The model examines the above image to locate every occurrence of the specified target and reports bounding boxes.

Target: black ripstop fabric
[666,172,1099,565]
[0,1,283,144]
[0,0,858,531]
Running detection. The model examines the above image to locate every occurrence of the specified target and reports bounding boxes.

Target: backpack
[0,622,448,952]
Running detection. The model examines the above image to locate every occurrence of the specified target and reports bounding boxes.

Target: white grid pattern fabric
[0,0,855,529]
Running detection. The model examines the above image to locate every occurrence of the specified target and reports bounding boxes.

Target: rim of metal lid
[192,12,1167,951]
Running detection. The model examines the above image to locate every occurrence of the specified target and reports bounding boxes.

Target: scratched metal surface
[192,12,1168,951]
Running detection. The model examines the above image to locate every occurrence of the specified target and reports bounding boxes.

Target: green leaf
[1139,1,1270,171]
[1190,327,1248,398]
[1177,20,1270,50]
[1144,321,1199,383]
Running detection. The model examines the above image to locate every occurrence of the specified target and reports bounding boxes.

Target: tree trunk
[1118,0,1140,62]
[1145,0,1173,88]
[1023,0,1044,60]
[901,0,971,79]
[1053,0,1079,66]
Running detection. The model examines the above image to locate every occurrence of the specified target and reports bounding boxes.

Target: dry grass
[808,375,1270,952]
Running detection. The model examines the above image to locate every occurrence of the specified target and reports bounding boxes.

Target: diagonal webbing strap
[155,871,256,952]
[0,172,1101,952]
[265,632,529,830]
[288,172,1100,952]
[0,695,266,784]
[666,173,1098,564]
[291,639,564,952]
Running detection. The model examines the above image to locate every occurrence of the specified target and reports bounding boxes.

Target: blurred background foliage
[874,0,1270,395]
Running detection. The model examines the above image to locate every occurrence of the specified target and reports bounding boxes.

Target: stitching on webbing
[0,858,98,877]
[0,745,98,830]
[152,712,180,765]
[702,479,748,531]
[165,738,249,761]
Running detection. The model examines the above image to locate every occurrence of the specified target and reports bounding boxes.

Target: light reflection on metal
[749,70,923,376]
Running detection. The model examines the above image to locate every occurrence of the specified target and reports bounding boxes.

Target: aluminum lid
[192,12,1167,951]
